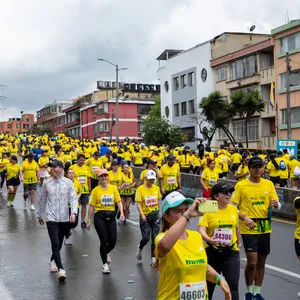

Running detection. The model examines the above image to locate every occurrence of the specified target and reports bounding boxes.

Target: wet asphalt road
[0,186,299,300]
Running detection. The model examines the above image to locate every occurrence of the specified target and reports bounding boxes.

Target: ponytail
[270,155,279,170]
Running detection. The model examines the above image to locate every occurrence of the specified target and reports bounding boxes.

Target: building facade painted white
[157,42,214,149]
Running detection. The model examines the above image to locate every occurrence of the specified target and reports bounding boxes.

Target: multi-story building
[157,32,272,148]
[272,19,300,140]
[37,100,72,131]
[211,36,276,148]
[80,82,159,140]
[0,113,36,134]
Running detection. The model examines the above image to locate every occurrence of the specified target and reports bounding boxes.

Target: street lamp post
[97,59,127,142]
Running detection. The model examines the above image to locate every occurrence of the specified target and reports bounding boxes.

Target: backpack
[279,160,286,171]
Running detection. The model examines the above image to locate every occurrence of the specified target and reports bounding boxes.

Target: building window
[181,127,195,142]
[230,55,257,80]
[181,74,187,88]
[98,121,109,132]
[216,67,227,81]
[281,107,300,125]
[138,122,144,133]
[232,118,259,141]
[58,106,62,113]
[93,124,98,133]
[7,124,12,129]
[173,77,179,90]
[188,72,195,86]
[57,117,62,126]
[218,127,228,139]
[23,124,29,129]
[181,102,187,116]
[164,81,169,92]
[188,100,195,114]
[16,124,20,128]
[174,104,179,117]
[280,69,300,89]
[280,32,300,53]
[137,104,151,115]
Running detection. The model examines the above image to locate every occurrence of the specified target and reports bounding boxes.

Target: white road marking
[0,279,14,300]
[125,219,139,227]
[241,258,300,279]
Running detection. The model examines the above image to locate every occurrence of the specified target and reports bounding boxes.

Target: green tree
[142,97,184,148]
[200,91,236,146]
[230,90,265,148]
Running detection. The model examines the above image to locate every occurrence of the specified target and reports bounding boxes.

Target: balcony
[261,135,276,148]
[261,102,276,118]
[226,74,261,90]
[260,66,274,85]
[65,119,80,128]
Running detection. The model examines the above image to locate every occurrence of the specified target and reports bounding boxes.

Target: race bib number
[92,166,99,172]
[123,182,130,189]
[221,157,227,162]
[208,178,217,186]
[168,177,176,184]
[78,176,86,184]
[180,281,206,300]
[145,195,158,207]
[101,194,113,206]
[213,228,232,246]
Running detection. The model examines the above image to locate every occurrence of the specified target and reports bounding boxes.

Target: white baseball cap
[146,170,156,180]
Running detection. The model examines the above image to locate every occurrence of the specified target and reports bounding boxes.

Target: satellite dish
[249,25,256,32]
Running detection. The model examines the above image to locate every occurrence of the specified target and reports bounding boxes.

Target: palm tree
[230,90,265,148]
[200,91,236,146]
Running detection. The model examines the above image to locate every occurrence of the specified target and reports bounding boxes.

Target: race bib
[180,281,206,300]
[101,194,113,206]
[168,177,176,184]
[145,195,158,207]
[208,178,217,186]
[221,157,227,162]
[78,176,86,184]
[92,166,99,172]
[213,228,232,246]
[123,182,130,189]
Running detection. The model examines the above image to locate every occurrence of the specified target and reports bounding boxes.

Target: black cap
[148,159,157,165]
[28,153,34,159]
[167,154,176,160]
[48,160,64,168]
[111,160,119,166]
[248,156,264,168]
[93,151,100,156]
[211,183,235,197]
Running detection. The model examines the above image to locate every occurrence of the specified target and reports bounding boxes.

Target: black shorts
[270,176,280,185]
[295,239,300,257]
[242,233,271,255]
[7,177,20,187]
[121,194,134,200]
[90,178,99,190]
[23,183,37,193]
[80,194,89,205]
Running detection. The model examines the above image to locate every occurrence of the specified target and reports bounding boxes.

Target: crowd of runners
[0,132,299,300]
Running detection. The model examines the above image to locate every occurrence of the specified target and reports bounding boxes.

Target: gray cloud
[0,0,299,119]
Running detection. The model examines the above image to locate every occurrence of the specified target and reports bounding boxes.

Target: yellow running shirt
[236,165,249,181]
[21,160,39,184]
[86,158,103,180]
[155,230,208,300]
[160,164,181,192]
[0,158,9,172]
[198,204,239,251]
[6,163,21,180]
[120,173,135,196]
[69,164,90,194]
[108,170,123,188]
[89,184,121,212]
[231,178,278,234]
[294,196,300,239]
[201,168,219,189]
[135,184,161,215]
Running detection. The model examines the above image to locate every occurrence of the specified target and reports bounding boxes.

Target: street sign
[276,139,299,159]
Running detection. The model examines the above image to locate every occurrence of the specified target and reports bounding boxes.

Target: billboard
[276,139,299,159]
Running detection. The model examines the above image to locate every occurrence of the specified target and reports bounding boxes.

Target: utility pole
[286,52,292,139]
[115,65,119,143]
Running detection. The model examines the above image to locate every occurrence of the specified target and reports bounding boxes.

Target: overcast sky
[0,0,299,120]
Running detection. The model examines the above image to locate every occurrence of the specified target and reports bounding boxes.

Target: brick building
[0,113,36,134]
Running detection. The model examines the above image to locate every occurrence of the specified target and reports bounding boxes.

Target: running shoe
[81,221,86,228]
[10,202,14,207]
[49,260,58,273]
[30,205,35,211]
[136,244,142,260]
[6,202,11,207]
[24,201,27,210]
[298,291,300,298]
[253,294,265,300]
[150,257,156,267]
[107,254,112,264]
[64,238,72,245]
[58,269,66,281]
[244,293,253,300]
[101,263,111,274]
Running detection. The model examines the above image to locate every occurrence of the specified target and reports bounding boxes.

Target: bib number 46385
[180,282,206,300]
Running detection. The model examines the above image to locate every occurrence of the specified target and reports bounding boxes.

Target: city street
[0,187,299,300]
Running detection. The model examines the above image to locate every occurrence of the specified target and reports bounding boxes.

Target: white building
[156,42,214,149]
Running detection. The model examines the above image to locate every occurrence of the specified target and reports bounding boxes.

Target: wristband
[182,214,190,223]
[87,218,91,222]
[216,275,225,285]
